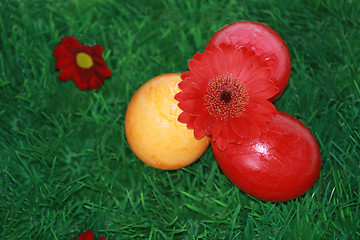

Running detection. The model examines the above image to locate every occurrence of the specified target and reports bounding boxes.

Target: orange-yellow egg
[125,73,210,170]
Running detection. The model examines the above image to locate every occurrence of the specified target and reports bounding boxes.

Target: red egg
[205,21,291,101]
[211,111,321,202]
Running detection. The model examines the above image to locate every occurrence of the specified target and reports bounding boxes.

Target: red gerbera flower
[175,44,279,150]
[70,230,104,240]
[53,36,112,90]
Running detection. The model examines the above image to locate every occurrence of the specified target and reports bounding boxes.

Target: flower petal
[193,109,210,138]
[194,127,206,139]
[244,67,271,85]
[92,55,106,65]
[77,68,92,81]
[212,118,236,144]
[55,57,75,69]
[245,109,276,122]
[205,117,214,135]
[53,44,74,59]
[92,44,104,55]
[246,77,274,95]
[230,117,248,138]
[227,46,245,76]
[178,112,197,129]
[179,89,201,100]
[249,84,279,99]
[225,120,237,143]
[212,118,223,140]
[89,74,103,89]
[213,134,229,151]
[181,71,191,80]
[247,99,277,114]
[178,79,203,92]
[186,114,197,129]
[256,121,269,133]
[234,135,243,145]
[61,36,81,53]
[58,64,77,81]
[178,111,191,124]
[77,230,94,240]
[178,99,204,115]
[73,73,90,90]
[208,45,229,74]
[95,64,112,77]
[174,92,183,102]
[188,58,213,85]
[61,36,80,46]
[80,46,93,55]
[237,64,253,83]
[242,113,261,137]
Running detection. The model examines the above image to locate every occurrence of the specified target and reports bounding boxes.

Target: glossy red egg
[211,111,321,202]
[205,21,291,101]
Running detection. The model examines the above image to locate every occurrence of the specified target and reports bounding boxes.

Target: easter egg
[125,73,210,170]
[205,21,291,101]
[211,111,321,201]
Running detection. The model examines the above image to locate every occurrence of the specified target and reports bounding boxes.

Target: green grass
[1,0,360,239]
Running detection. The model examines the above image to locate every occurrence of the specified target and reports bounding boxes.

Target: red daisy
[70,230,104,240]
[175,44,279,150]
[53,36,112,90]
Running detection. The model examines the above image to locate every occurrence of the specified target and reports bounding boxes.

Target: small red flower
[53,36,112,90]
[175,44,279,150]
[70,230,104,240]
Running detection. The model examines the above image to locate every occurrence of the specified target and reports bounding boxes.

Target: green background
[1,0,359,239]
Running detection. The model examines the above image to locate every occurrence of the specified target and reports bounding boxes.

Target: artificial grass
[1,0,359,239]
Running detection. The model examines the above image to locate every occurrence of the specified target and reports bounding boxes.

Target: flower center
[204,74,248,120]
[220,90,232,103]
[76,52,93,69]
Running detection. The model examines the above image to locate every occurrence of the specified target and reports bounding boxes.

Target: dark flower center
[220,90,232,104]
[204,74,248,120]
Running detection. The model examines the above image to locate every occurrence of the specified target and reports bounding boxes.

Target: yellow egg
[125,73,210,170]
